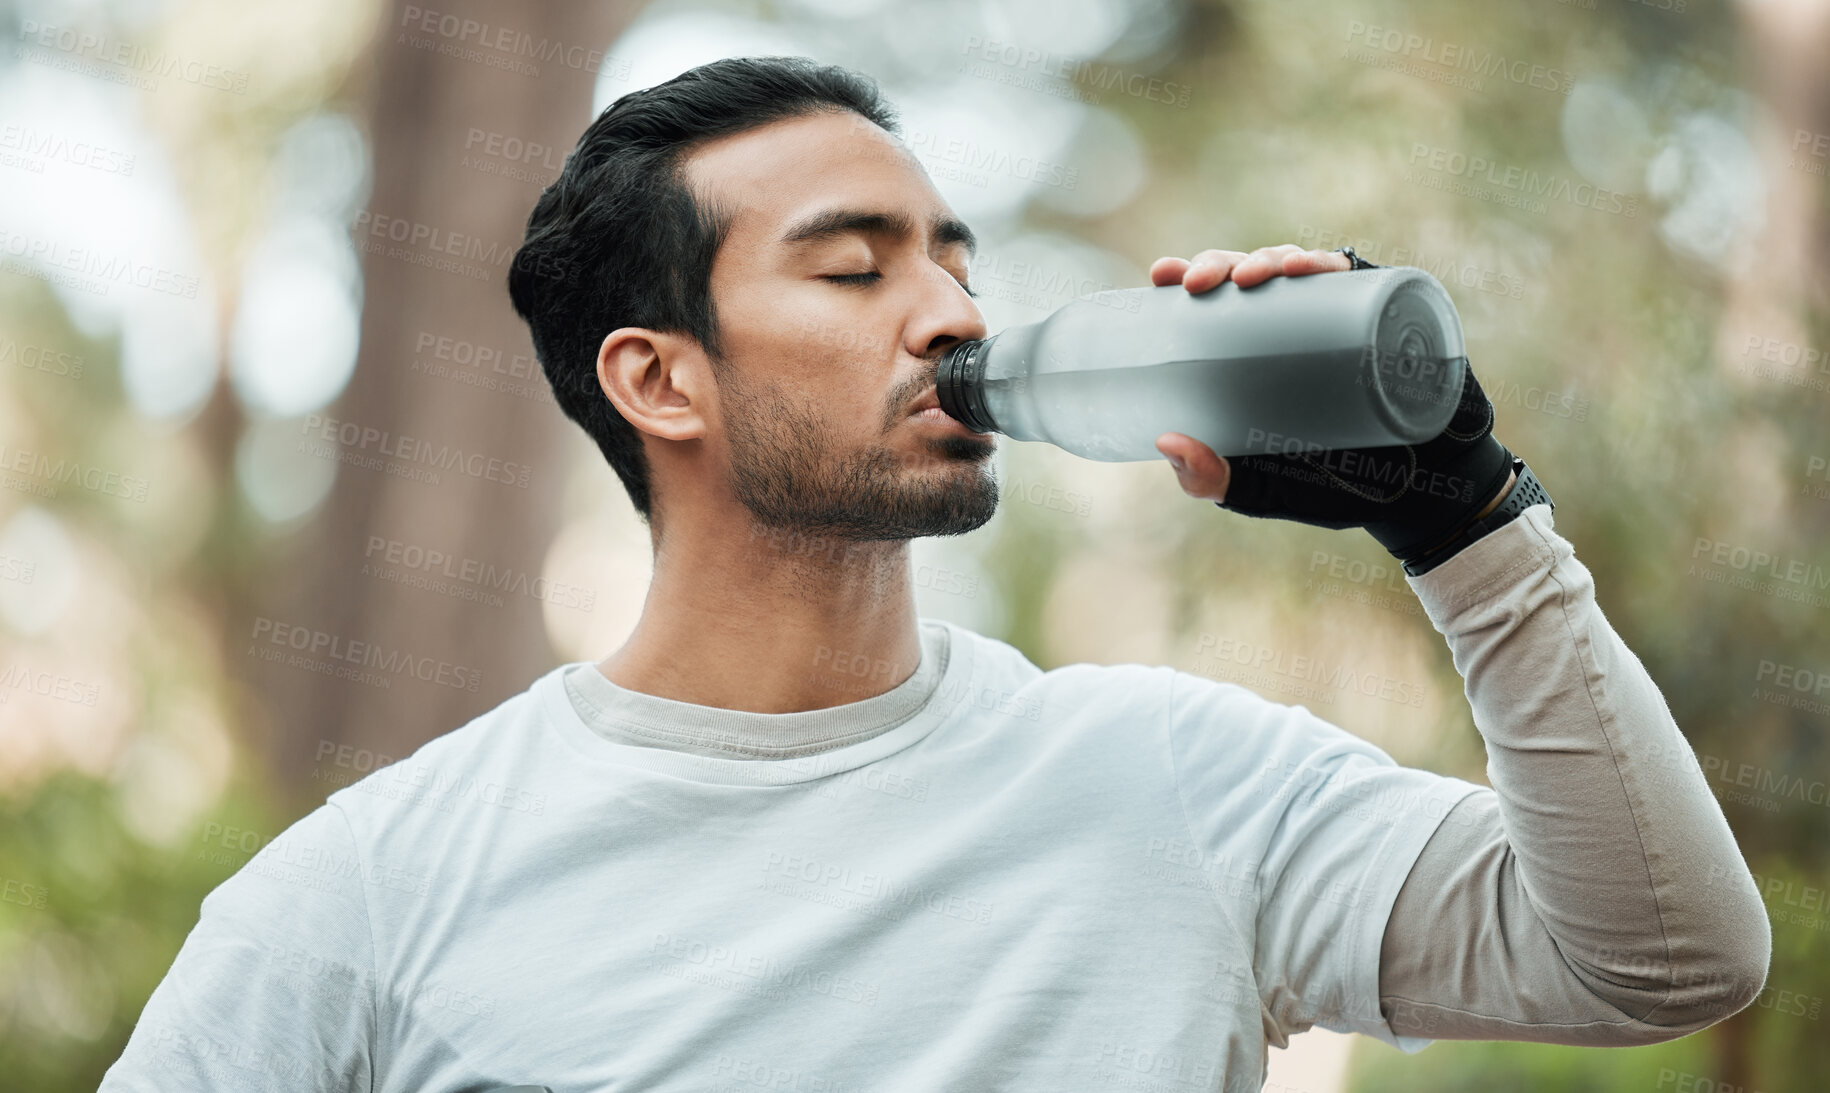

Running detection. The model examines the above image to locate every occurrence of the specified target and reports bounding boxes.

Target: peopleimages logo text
[1344,21,1575,94]
[1407,144,1638,216]
[397,6,627,75]
[958,36,1191,107]
[249,616,482,692]
[300,414,532,489]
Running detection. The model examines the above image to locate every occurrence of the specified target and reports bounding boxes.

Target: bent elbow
[1652,899,1774,1035]
[1709,904,1775,1023]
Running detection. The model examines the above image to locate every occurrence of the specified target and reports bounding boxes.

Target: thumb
[1156,433,1231,504]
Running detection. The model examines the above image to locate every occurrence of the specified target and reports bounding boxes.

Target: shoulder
[1162,667,1424,809]
[323,665,558,837]
[934,617,1172,698]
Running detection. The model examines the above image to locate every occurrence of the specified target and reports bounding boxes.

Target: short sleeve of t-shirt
[1164,668,1483,1053]
[97,802,376,1092]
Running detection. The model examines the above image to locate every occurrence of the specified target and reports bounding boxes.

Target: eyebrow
[779,207,977,260]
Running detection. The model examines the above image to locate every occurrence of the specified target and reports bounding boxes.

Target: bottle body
[937,266,1468,462]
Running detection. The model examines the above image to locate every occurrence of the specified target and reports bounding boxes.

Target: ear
[595,328,712,443]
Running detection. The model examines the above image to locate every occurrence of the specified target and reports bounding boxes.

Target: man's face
[681,109,998,543]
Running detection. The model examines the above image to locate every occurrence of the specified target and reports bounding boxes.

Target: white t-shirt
[98,616,1481,1093]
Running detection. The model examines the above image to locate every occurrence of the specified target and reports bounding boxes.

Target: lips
[907,387,941,416]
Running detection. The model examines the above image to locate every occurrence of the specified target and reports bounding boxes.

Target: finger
[1149,256,1191,286]
[1181,249,1249,294]
[1284,248,1354,275]
[1230,243,1310,288]
[1154,432,1231,503]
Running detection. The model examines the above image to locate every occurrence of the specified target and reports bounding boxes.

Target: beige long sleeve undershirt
[1377,502,1771,1045]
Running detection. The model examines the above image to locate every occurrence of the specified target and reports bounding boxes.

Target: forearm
[1376,503,1771,1044]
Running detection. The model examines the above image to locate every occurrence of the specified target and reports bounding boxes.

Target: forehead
[680,110,954,252]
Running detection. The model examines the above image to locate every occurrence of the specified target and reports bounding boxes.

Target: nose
[909,268,987,371]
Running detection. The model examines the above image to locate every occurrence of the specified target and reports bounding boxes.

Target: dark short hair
[508,55,902,526]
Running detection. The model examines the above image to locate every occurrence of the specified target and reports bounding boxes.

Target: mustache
[897,362,943,405]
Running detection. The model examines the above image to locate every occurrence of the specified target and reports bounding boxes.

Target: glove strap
[1334,245,1380,270]
[1401,456,1553,576]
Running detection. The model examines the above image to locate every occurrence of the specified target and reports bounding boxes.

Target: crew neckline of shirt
[562,618,949,758]
[538,617,979,785]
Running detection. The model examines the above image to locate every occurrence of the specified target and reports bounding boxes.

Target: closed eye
[822,271,980,298]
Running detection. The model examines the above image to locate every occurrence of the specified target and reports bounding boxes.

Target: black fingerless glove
[1215,360,1516,568]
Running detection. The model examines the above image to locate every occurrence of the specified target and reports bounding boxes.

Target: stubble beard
[721,368,999,543]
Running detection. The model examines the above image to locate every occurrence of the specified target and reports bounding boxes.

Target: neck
[598,522,924,714]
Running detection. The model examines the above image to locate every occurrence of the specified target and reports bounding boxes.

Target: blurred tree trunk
[1711,5,1830,1089]
[250,0,647,803]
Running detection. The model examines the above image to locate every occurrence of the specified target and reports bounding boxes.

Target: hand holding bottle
[1149,243,1355,498]
[1150,243,1517,570]
[1147,243,1355,299]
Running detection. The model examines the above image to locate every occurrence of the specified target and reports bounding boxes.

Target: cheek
[731,299,883,375]
[783,292,897,364]
[714,275,808,350]
[716,285,899,427]
[745,377,868,445]
[811,387,895,451]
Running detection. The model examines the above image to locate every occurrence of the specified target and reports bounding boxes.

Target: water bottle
[936,265,1469,462]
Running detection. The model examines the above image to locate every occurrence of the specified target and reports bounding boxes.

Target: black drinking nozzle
[936,334,999,433]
